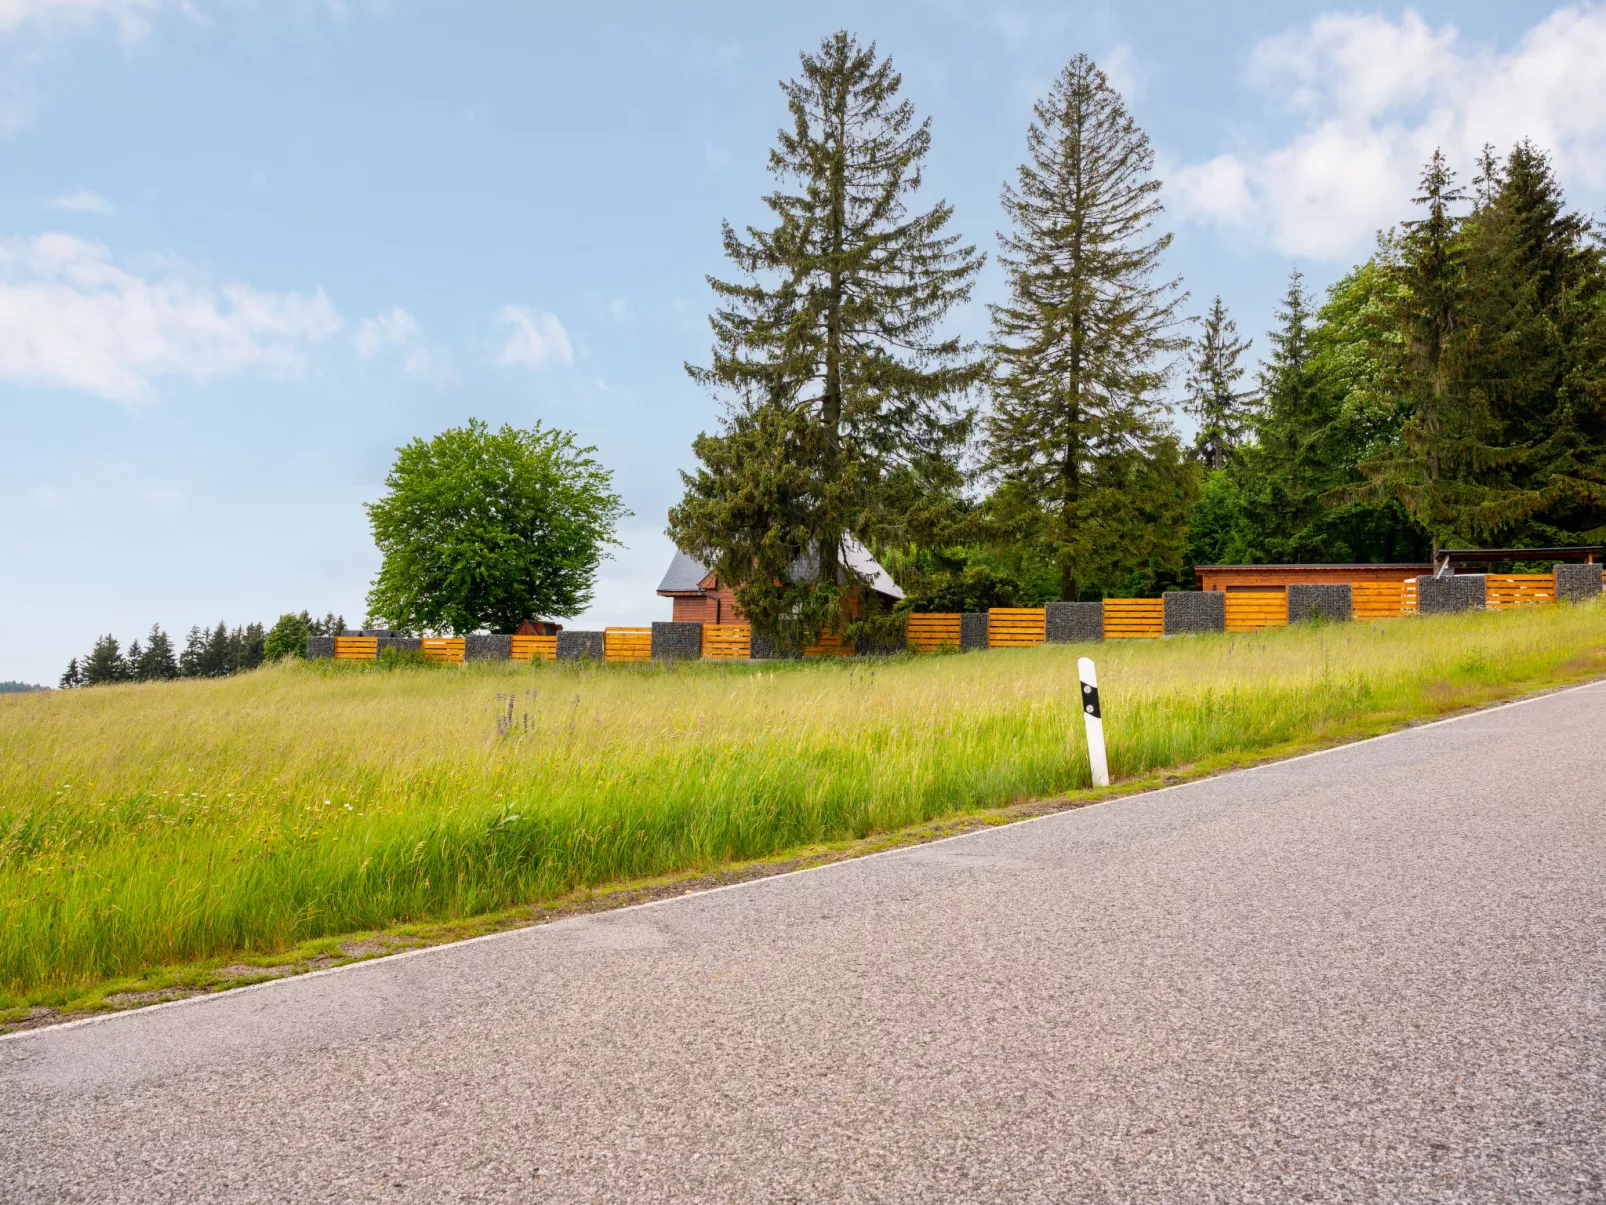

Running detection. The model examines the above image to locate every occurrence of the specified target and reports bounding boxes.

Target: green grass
[3,602,1604,1010]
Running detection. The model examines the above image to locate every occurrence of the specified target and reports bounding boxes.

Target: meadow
[4,601,1605,1008]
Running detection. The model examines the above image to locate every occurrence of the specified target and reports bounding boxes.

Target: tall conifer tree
[673,31,985,638]
[1184,297,1255,470]
[983,53,1190,600]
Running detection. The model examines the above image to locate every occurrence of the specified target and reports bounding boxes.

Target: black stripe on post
[1081,682,1101,718]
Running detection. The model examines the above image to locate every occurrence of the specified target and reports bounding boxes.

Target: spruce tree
[138,625,178,680]
[983,53,1190,600]
[1464,140,1606,541]
[179,625,208,678]
[59,658,82,689]
[81,635,127,685]
[1349,151,1539,548]
[672,31,985,638]
[1184,296,1255,470]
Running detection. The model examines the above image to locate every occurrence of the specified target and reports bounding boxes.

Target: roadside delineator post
[1078,656,1109,788]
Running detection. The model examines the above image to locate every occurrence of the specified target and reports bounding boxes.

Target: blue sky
[3,0,1602,685]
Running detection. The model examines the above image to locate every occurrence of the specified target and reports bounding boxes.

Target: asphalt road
[5,683,1606,1204]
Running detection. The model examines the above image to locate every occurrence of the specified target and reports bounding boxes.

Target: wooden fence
[1103,599,1164,639]
[906,612,962,653]
[803,632,853,658]
[1352,582,1411,619]
[333,636,378,660]
[988,608,1046,647]
[1486,573,1553,609]
[604,627,652,663]
[421,637,465,664]
[1225,592,1288,632]
[511,634,557,662]
[701,624,751,659]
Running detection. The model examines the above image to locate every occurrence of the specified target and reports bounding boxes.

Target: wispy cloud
[354,305,456,390]
[0,0,160,39]
[494,304,573,370]
[1171,6,1606,259]
[46,188,115,215]
[0,233,342,402]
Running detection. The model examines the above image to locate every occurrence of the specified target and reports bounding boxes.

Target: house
[657,538,905,624]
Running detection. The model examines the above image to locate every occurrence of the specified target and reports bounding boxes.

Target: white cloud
[494,304,573,370]
[46,188,114,215]
[0,0,159,39]
[1172,6,1606,259]
[0,233,342,402]
[354,305,456,390]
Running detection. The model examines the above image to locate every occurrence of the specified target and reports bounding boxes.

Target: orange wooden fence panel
[511,634,557,662]
[701,624,751,659]
[1103,599,1164,639]
[1403,578,1418,613]
[1225,591,1288,632]
[1486,573,1554,609]
[803,631,854,659]
[988,607,1046,648]
[1351,582,1411,619]
[906,613,961,653]
[604,627,652,663]
[333,636,378,660]
[421,637,465,664]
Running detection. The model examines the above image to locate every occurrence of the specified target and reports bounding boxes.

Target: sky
[3,0,1604,686]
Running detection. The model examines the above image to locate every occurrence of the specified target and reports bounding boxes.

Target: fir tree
[673,31,985,638]
[59,658,82,690]
[983,53,1190,600]
[138,625,178,681]
[1184,296,1255,470]
[179,625,208,678]
[81,635,127,686]
[1349,151,1539,548]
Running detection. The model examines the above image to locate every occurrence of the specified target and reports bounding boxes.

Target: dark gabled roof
[657,549,711,594]
[655,537,905,601]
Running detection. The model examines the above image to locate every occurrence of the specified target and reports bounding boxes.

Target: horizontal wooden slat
[906,613,961,653]
[1103,599,1164,639]
[511,635,557,662]
[421,637,465,664]
[987,607,1045,649]
[604,627,652,663]
[333,636,378,660]
[1486,573,1553,610]
[803,631,853,659]
[701,624,751,659]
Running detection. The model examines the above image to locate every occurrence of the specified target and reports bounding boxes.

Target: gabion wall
[306,636,335,660]
[465,634,511,661]
[960,613,988,651]
[1288,583,1353,623]
[1045,601,1103,643]
[1554,564,1604,602]
[556,631,605,660]
[1162,591,1225,635]
[651,622,703,661]
[1418,574,1486,613]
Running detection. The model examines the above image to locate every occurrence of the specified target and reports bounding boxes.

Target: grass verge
[3,601,1604,1029]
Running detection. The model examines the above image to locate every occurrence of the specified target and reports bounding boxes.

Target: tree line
[671,33,1606,638]
[60,612,346,688]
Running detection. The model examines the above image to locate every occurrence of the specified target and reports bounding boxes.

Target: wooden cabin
[1195,564,1434,593]
[657,539,905,623]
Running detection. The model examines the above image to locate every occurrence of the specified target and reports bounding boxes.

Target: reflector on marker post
[1078,656,1109,787]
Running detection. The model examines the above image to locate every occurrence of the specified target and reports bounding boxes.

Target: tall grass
[2,603,1602,1001]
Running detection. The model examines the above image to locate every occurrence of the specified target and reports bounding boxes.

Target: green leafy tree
[366,419,627,634]
[265,613,310,660]
[1184,297,1256,470]
[983,53,1192,600]
[672,31,985,639]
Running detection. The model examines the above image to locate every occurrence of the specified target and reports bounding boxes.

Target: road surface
[5,683,1605,1203]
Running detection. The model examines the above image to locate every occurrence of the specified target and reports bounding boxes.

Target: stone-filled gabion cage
[465,634,512,661]
[1163,590,1225,635]
[556,631,605,661]
[1045,601,1104,643]
[651,622,702,661]
[1288,584,1352,624]
[1418,574,1486,614]
[959,613,989,651]
[1554,563,1604,602]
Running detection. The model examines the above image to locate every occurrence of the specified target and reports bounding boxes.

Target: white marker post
[1078,657,1109,788]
